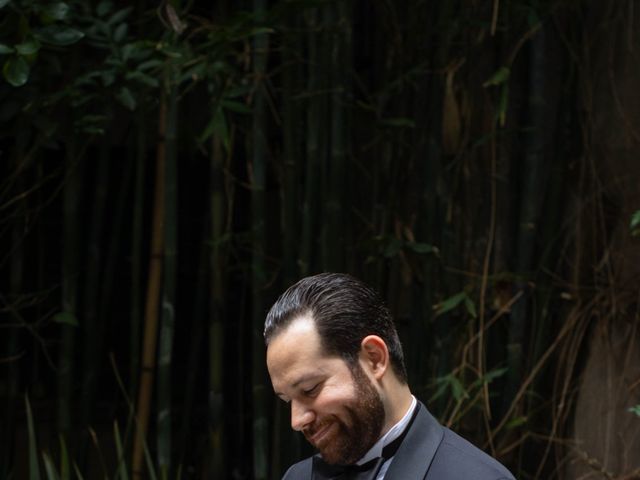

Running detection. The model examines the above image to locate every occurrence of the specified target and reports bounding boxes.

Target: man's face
[266,316,385,465]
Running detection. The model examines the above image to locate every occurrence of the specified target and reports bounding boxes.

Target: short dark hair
[264,272,408,384]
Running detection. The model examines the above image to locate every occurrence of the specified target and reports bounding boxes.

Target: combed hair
[264,272,408,384]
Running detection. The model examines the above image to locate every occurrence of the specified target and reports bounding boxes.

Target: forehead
[266,315,343,390]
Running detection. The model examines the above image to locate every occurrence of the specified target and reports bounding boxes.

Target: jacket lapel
[383,402,443,479]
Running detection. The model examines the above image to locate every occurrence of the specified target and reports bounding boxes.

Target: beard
[303,363,385,465]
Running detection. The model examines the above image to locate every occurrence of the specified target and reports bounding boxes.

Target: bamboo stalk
[132,97,167,480]
[58,142,81,440]
[130,111,147,399]
[251,0,269,474]
[80,140,110,441]
[299,7,324,276]
[502,26,551,416]
[157,76,179,477]
[324,1,349,272]
[208,134,226,478]
[2,149,25,475]
[273,6,304,477]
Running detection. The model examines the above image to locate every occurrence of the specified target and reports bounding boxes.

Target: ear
[359,335,389,380]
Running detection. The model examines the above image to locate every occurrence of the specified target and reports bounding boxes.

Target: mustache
[303,418,338,443]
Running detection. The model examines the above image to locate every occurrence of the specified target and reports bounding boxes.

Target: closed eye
[303,383,320,397]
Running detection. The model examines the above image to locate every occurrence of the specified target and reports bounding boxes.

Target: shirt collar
[356,395,417,465]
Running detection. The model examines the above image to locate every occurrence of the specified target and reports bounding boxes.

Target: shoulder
[281,456,313,480]
[427,427,515,480]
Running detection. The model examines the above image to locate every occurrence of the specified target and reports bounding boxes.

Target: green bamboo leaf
[25,396,42,480]
[113,23,128,43]
[434,291,467,316]
[42,2,70,21]
[42,453,60,480]
[137,59,163,72]
[380,117,416,128]
[463,296,477,318]
[3,56,30,86]
[0,44,14,54]
[199,107,229,150]
[383,237,403,258]
[428,375,452,402]
[221,99,251,114]
[107,6,133,26]
[116,86,136,110]
[125,70,159,88]
[52,312,78,327]
[483,66,510,87]
[72,464,84,480]
[34,25,84,46]
[96,1,112,17]
[629,405,640,416]
[113,421,129,480]
[15,39,41,56]
[483,366,508,382]
[406,242,438,255]
[506,416,527,429]
[630,210,640,237]
[450,375,468,401]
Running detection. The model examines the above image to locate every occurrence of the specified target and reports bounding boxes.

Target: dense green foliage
[2,0,639,479]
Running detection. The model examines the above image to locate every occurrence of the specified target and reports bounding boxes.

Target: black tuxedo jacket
[281,402,515,480]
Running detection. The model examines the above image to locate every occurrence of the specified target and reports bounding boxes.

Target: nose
[291,400,315,431]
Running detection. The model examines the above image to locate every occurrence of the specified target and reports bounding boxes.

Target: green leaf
[137,59,163,72]
[380,117,416,128]
[34,26,84,46]
[113,422,129,480]
[383,237,403,258]
[463,296,477,318]
[116,86,136,110]
[434,291,467,316]
[630,210,640,237]
[483,66,510,88]
[483,367,508,383]
[52,311,78,326]
[449,375,468,401]
[505,416,527,429]
[0,44,14,54]
[42,452,60,480]
[113,23,128,43]
[0,0,10,9]
[100,70,115,87]
[25,396,42,480]
[42,2,70,21]
[107,6,133,27]
[15,39,40,56]
[96,1,112,17]
[406,242,438,255]
[629,405,640,417]
[3,56,30,87]
[125,70,159,88]
[221,99,251,114]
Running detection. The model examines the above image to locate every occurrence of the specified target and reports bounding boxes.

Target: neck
[380,382,413,435]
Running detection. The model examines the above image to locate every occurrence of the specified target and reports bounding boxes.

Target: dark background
[1,0,640,479]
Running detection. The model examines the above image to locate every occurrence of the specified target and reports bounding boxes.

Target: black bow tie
[312,404,420,480]
[312,455,384,480]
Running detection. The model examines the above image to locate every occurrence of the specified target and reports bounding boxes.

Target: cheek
[315,386,358,417]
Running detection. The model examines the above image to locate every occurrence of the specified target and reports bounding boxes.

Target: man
[264,272,515,480]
